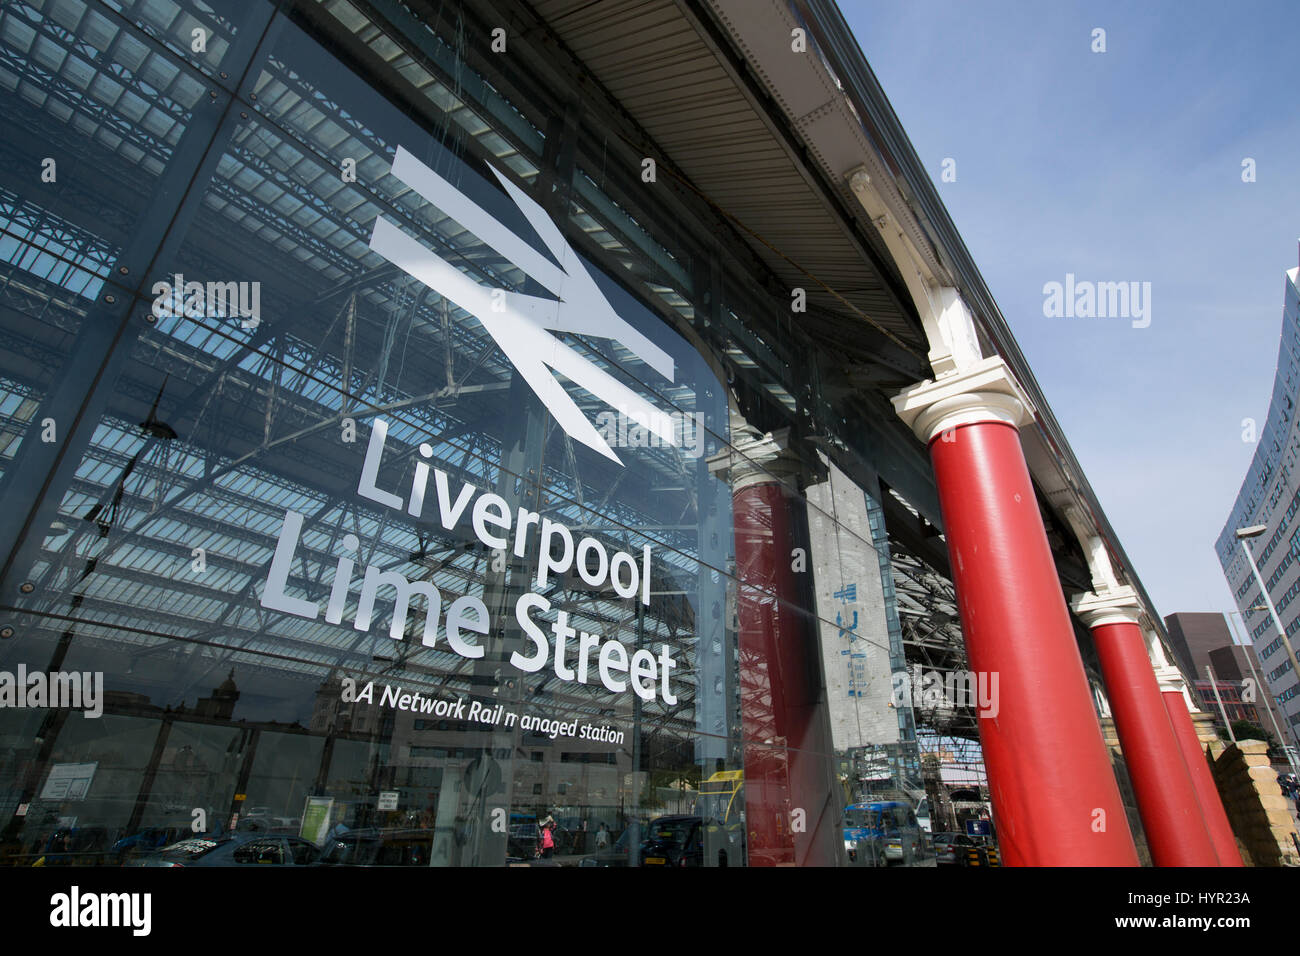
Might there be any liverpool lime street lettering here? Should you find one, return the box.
[261,418,678,704]
[514,593,677,702]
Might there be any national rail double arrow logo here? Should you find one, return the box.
[368,146,677,465]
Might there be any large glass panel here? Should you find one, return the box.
[0,0,971,870]
[0,0,218,489]
[0,5,739,868]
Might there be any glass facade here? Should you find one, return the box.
[1219,265,1300,738]
[0,0,961,867]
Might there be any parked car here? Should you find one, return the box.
[638,816,703,868]
[317,828,436,866]
[111,827,189,862]
[579,826,636,867]
[931,832,974,866]
[129,833,322,867]
[30,827,113,866]
[884,830,925,863]
[932,832,998,867]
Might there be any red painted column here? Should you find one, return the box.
[1073,590,1219,865]
[715,427,838,867]
[895,363,1139,866]
[1163,689,1244,866]
[733,480,801,866]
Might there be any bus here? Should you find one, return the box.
[843,801,923,866]
[696,770,743,827]
[695,770,744,866]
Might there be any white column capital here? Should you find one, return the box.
[892,355,1037,443]
[706,415,802,492]
[1153,663,1193,700]
[1070,585,1144,629]
[1143,625,1198,702]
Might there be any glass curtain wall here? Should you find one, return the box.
[0,0,927,867]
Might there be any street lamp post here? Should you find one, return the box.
[1234,525,1300,768]
[1224,606,1300,779]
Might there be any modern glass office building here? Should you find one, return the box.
[0,0,1209,868]
[1218,259,1300,755]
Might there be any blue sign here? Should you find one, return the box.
[965,819,991,837]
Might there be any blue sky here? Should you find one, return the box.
[844,0,1300,619]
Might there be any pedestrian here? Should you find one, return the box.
[538,819,556,860]
[595,822,609,849]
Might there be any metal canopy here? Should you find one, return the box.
[520,0,1161,632]
[528,0,928,362]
